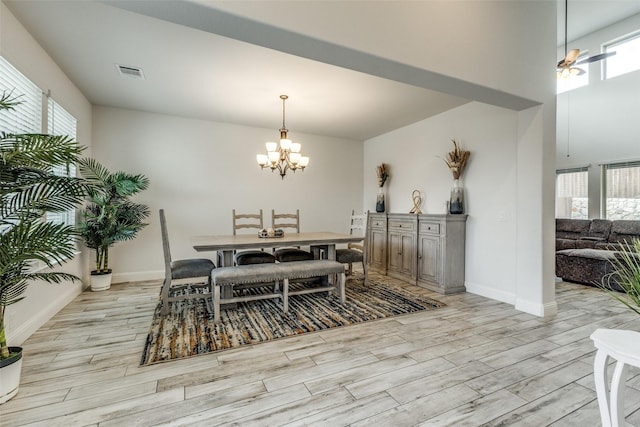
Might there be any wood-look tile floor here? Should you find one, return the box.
[3,272,640,427]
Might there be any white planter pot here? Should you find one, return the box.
[90,271,112,291]
[0,346,23,404]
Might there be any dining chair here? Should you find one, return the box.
[159,209,216,316]
[230,209,276,266]
[272,209,314,262]
[336,210,368,275]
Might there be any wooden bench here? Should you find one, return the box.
[210,260,346,323]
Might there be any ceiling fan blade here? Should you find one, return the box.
[575,51,617,65]
[558,49,580,68]
[564,49,580,65]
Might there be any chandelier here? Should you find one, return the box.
[256,95,309,179]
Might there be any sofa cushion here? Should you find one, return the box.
[609,220,640,245]
[556,218,591,240]
[556,248,617,261]
[555,248,622,291]
[576,238,603,249]
[556,238,577,250]
[588,219,612,240]
[594,241,623,251]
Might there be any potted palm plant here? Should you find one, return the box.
[0,91,89,404]
[78,158,150,291]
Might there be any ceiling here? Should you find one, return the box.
[5,0,640,141]
[559,0,640,43]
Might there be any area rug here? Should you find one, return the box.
[140,273,445,365]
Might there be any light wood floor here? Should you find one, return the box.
[3,272,640,427]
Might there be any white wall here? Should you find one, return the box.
[334,0,556,315]
[556,13,640,218]
[92,106,364,283]
[1,2,93,345]
[365,102,523,303]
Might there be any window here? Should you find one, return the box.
[604,31,640,79]
[556,167,588,219]
[0,56,42,133]
[1,56,78,228]
[46,97,78,226]
[557,53,589,94]
[603,162,640,220]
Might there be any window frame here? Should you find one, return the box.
[601,160,640,220]
[1,56,79,229]
[556,166,589,219]
[603,30,640,80]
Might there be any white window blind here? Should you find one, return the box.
[556,167,588,219]
[46,97,78,226]
[0,56,42,134]
[603,161,640,220]
[48,98,77,140]
[1,56,79,227]
[1,57,43,236]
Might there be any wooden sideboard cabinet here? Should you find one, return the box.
[417,214,467,294]
[387,214,417,282]
[367,212,467,294]
[368,213,387,274]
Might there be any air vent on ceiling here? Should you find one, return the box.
[115,64,145,79]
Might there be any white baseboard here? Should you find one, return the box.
[515,298,558,317]
[466,281,558,317]
[10,270,162,345]
[112,270,164,284]
[465,281,516,305]
[8,284,84,346]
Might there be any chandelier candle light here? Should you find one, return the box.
[257,95,309,179]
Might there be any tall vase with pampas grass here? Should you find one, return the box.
[443,140,470,214]
[376,163,389,213]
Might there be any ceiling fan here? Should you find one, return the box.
[557,0,616,78]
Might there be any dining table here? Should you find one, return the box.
[192,231,363,267]
[193,231,363,303]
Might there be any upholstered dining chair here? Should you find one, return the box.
[159,209,216,316]
[336,210,368,276]
[230,209,276,266]
[271,209,314,262]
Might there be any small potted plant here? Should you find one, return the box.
[0,91,89,403]
[78,158,150,291]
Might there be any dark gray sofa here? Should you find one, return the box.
[555,218,640,291]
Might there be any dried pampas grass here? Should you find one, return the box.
[376,163,389,187]
[443,140,470,180]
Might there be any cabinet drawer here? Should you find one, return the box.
[371,219,386,229]
[388,220,415,231]
[420,222,440,234]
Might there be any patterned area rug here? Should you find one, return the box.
[140,273,445,365]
